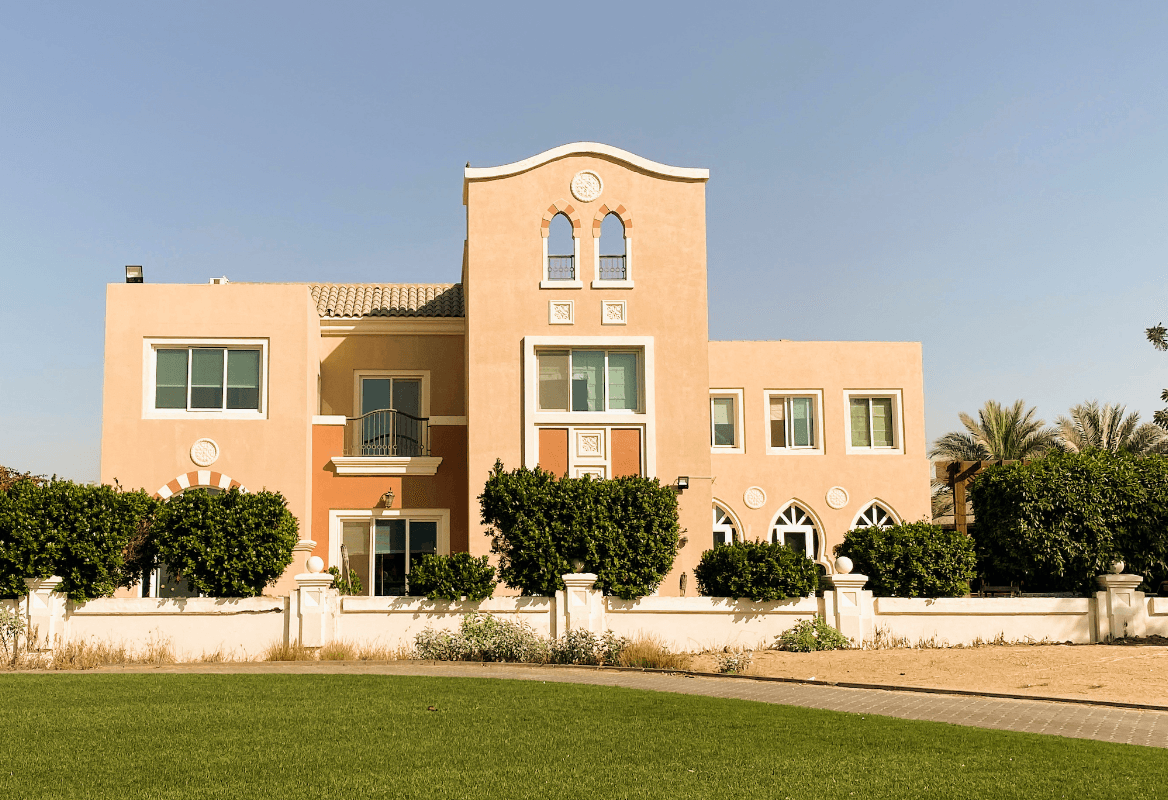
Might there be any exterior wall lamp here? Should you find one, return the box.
[381,488,395,508]
[125,265,143,283]
[676,476,689,491]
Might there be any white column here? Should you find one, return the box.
[827,558,874,646]
[293,556,337,648]
[1095,562,1146,642]
[24,577,65,652]
[558,573,605,635]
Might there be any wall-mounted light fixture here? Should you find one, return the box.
[675,476,689,492]
[125,265,143,283]
[381,488,395,508]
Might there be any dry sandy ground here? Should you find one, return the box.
[688,644,1168,706]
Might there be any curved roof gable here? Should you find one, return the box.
[464,142,709,182]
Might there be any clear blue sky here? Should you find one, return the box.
[3,2,1167,482]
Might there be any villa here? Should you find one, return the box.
[99,142,930,597]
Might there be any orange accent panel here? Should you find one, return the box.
[538,428,569,478]
[611,429,642,477]
[208,471,222,486]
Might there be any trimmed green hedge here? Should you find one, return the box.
[834,522,976,598]
[479,461,680,599]
[409,552,497,601]
[693,541,818,601]
[971,450,1168,594]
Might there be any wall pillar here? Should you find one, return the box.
[23,577,65,652]
[827,558,873,646]
[1095,568,1146,642]
[556,573,605,636]
[292,557,337,648]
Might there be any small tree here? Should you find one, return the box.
[152,488,298,597]
[834,522,975,598]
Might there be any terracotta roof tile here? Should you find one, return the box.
[309,283,463,318]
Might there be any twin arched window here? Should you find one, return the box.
[544,211,627,283]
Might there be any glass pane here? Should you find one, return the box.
[407,521,439,597]
[571,350,605,412]
[871,398,894,447]
[374,519,407,596]
[784,530,808,557]
[711,397,735,446]
[226,350,261,410]
[342,521,371,596]
[850,398,871,447]
[392,379,421,418]
[548,213,573,256]
[607,352,638,411]
[155,349,188,409]
[190,349,224,409]
[600,213,625,256]
[538,351,569,411]
[791,397,812,447]
[362,378,392,414]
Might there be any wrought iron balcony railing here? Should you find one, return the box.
[547,255,575,280]
[598,255,627,281]
[345,409,430,457]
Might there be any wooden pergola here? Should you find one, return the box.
[935,460,1027,535]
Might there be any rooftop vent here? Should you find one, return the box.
[209,276,229,285]
[125,266,143,283]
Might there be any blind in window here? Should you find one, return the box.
[538,352,569,411]
[712,397,736,446]
[156,349,188,409]
[769,396,786,448]
[850,398,871,447]
[791,397,813,447]
[190,349,224,409]
[226,350,260,410]
[871,398,893,447]
[607,352,638,411]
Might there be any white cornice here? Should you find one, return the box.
[329,456,443,476]
[320,317,465,336]
[465,143,709,182]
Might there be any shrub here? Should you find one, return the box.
[971,450,1168,594]
[152,488,298,597]
[693,541,818,601]
[548,629,628,666]
[415,613,549,663]
[327,566,363,596]
[408,552,497,601]
[714,649,752,674]
[834,521,976,598]
[479,461,680,599]
[0,479,158,601]
[774,618,850,652]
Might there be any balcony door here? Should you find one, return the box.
[359,377,422,456]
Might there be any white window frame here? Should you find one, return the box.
[709,389,745,454]
[523,336,656,478]
[541,215,583,289]
[534,349,644,414]
[844,389,904,455]
[143,338,269,420]
[712,501,741,547]
[851,500,901,529]
[353,370,431,419]
[764,390,824,455]
[591,216,634,289]
[770,501,824,565]
[328,508,452,595]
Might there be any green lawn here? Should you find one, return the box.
[0,674,1163,799]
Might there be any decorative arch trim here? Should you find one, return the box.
[154,470,247,500]
[769,498,829,568]
[592,203,633,235]
[540,201,583,238]
[465,142,710,182]
[850,498,902,528]
[711,497,744,537]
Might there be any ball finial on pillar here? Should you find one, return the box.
[306,555,324,574]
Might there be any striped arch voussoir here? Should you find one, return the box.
[592,203,632,235]
[540,200,582,238]
[154,470,247,500]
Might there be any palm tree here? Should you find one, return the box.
[929,400,1057,461]
[1054,401,1168,455]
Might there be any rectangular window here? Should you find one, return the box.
[337,518,442,597]
[768,395,819,450]
[849,395,898,449]
[537,349,641,413]
[711,397,737,447]
[153,346,263,412]
[361,377,422,418]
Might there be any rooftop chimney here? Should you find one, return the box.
[125,266,143,283]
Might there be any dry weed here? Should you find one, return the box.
[318,641,357,661]
[617,634,691,671]
[262,640,315,661]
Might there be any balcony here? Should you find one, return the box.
[547,256,575,281]
[329,409,442,476]
[598,255,627,281]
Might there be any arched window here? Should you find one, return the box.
[712,503,738,547]
[853,501,897,529]
[547,213,575,281]
[598,213,626,280]
[772,503,819,561]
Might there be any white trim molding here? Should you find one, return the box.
[592,232,634,289]
[312,415,347,426]
[328,508,451,571]
[328,456,443,476]
[465,143,710,181]
[429,416,467,426]
[320,317,465,336]
[763,389,825,456]
[540,232,584,289]
[709,388,745,455]
[843,389,906,455]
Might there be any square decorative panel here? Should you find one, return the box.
[575,429,605,458]
[549,300,574,325]
[601,300,627,325]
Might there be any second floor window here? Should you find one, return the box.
[598,213,626,281]
[547,213,575,280]
[710,395,738,448]
[155,347,261,411]
[537,349,640,412]
[850,395,896,448]
[769,395,817,449]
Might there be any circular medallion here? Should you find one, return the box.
[825,486,849,509]
[743,486,767,510]
[190,438,220,467]
[570,170,603,203]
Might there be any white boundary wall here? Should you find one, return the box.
[12,571,1166,658]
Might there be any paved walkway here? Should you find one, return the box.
[81,661,1168,748]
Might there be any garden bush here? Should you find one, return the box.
[774,618,850,652]
[0,478,158,601]
[408,552,497,601]
[151,488,298,597]
[834,521,976,598]
[971,450,1168,594]
[479,461,680,599]
[693,540,818,601]
[327,566,363,596]
[413,613,630,665]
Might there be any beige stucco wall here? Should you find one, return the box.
[99,283,318,543]
[463,153,714,587]
[706,339,931,570]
